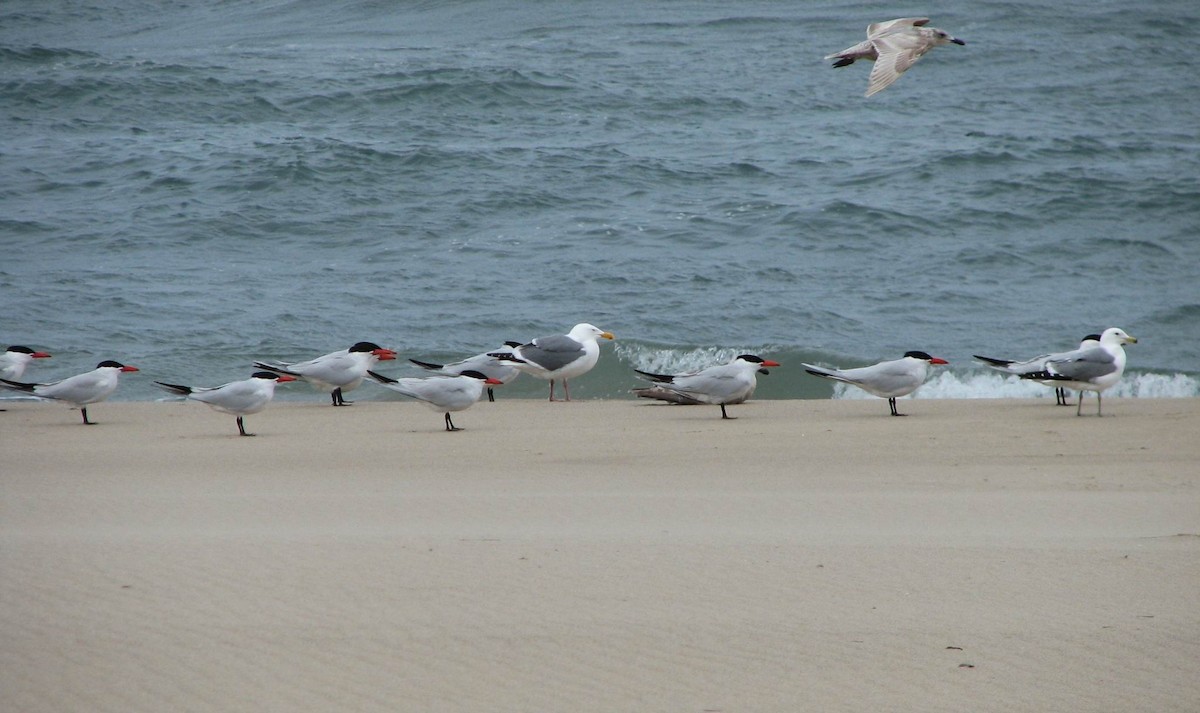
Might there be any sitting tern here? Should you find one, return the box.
[0,360,139,424]
[803,351,948,416]
[254,341,396,406]
[634,354,781,420]
[826,17,965,97]
[155,371,296,437]
[1018,327,1137,416]
[368,369,501,431]
[491,323,614,401]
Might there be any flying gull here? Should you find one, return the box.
[826,17,965,97]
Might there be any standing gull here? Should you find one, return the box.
[975,334,1101,406]
[826,17,965,97]
[1019,327,1137,416]
[409,342,522,402]
[634,354,781,420]
[254,341,397,406]
[0,360,138,425]
[155,371,296,437]
[491,323,615,401]
[368,370,501,431]
[803,351,948,416]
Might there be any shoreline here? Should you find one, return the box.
[3,398,1199,712]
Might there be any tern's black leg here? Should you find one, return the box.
[332,388,352,406]
[81,407,95,425]
[444,413,462,432]
[720,404,737,419]
[237,416,256,436]
[487,388,495,403]
[888,398,906,417]
[1055,387,1067,406]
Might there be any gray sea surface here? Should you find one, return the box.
[3,0,1198,402]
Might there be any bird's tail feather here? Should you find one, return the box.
[0,378,36,393]
[366,369,397,384]
[633,368,675,384]
[802,364,856,386]
[253,361,301,377]
[973,355,1013,368]
[154,381,193,396]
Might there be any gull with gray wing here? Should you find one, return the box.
[1018,327,1137,416]
[826,17,965,97]
[975,334,1101,406]
[491,323,614,401]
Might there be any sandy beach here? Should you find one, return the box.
[2,397,1198,712]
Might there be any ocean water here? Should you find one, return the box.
[3,0,1198,403]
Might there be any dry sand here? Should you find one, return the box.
[2,397,1199,712]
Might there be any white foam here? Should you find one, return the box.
[831,371,1200,400]
[616,343,750,375]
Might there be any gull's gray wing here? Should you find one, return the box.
[519,334,585,372]
[867,17,930,37]
[1046,347,1117,383]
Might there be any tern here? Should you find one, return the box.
[368,369,502,431]
[1018,327,1137,416]
[409,342,522,402]
[826,17,965,97]
[155,371,297,436]
[254,341,396,406]
[803,351,948,416]
[975,334,1101,405]
[1,345,52,381]
[634,354,781,420]
[0,360,139,424]
[490,323,614,401]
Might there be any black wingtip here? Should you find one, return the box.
[154,381,193,396]
[1021,370,1064,382]
[0,377,36,392]
[633,368,674,383]
[973,355,1011,367]
[253,361,301,377]
[367,369,397,384]
[409,358,443,370]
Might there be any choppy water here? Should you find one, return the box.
[3,0,1199,403]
